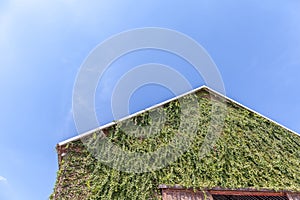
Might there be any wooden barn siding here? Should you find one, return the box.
[161,189,211,200]
[287,193,300,200]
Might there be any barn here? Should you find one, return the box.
[50,86,300,200]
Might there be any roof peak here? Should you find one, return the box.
[58,85,299,146]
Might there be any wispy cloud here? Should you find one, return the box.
[0,176,7,182]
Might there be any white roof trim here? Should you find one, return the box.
[58,85,299,146]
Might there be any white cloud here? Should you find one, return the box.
[0,176,7,182]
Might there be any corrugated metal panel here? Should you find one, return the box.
[212,195,288,200]
[160,187,294,200]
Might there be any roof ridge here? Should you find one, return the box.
[58,85,299,146]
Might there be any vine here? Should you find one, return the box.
[51,90,300,199]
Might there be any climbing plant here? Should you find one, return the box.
[51,89,300,200]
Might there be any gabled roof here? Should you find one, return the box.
[51,85,300,200]
[58,85,299,146]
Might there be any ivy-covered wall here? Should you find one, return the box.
[51,89,300,200]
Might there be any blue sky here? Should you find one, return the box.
[0,0,299,199]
